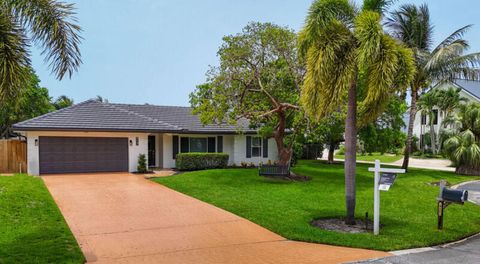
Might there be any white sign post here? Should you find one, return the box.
[368,160,405,235]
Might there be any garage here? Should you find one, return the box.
[39,137,129,174]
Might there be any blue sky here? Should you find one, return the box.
[31,0,480,106]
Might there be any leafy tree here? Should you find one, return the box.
[299,0,415,224]
[444,103,480,175]
[0,0,82,104]
[313,111,345,163]
[190,22,304,166]
[359,96,407,154]
[0,70,54,138]
[388,4,480,170]
[52,95,74,110]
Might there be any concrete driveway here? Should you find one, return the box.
[43,173,389,263]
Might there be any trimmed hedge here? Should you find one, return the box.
[176,153,229,171]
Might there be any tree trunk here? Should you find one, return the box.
[344,78,357,225]
[429,117,436,154]
[274,110,292,166]
[327,144,335,164]
[402,89,418,171]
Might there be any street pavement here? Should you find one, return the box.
[352,234,480,264]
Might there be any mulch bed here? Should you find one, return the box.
[311,217,376,233]
[263,172,311,182]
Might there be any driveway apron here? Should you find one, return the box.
[43,173,390,263]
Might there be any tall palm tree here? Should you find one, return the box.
[444,103,480,175]
[388,4,480,170]
[299,0,415,224]
[417,90,439,153]
[0,0,82,103]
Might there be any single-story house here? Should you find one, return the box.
[13,100,278,175]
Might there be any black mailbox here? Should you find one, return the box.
[441,188,468,203]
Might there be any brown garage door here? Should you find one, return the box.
[39,137,129,174]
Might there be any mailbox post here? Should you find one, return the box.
[436,180,468,229]
[368,160,405,235]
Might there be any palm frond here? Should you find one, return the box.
[387,3,433,50]
[0,11,30,102]
[301,21,356,120]
[298,0,355,58]
[6,0,82,80]
[432,25,473,54]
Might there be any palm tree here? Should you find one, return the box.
[437,87,467,119]
[417,90,439,153]
[444,103,480,175]
[388,4,480,170]
[52,95,74,110]
[0,0,82,103]
[299,0,415,224]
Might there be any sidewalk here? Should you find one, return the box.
[323,149,455,172]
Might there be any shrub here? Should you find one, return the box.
[137,154,147,173]
[176,153,229,171]
[337,145,346,155]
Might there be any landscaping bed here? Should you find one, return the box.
[153,160,480,251]
[0,174,84,263]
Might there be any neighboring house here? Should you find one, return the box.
[412,79,480,149]
[13,100,278,175]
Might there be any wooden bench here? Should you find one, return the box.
[259,164,290,177]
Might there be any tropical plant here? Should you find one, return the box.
[190,22,304,166]
[388,4,480,170]
[299,0,415,224]
[52,95,74,110]
[0,69,54,138]
[437,87,467,120]
[137,154,147,173]
[417,90,440,153]
[443,103,480,175]
[0,0,82,104]
[359,95,407,154]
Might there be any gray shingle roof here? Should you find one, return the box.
[453,79,480,100]
[13,100,254,133]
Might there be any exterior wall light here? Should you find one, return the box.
[129,139,133,146]
[35,139,38,146]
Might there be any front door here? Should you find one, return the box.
[148,135,156,167]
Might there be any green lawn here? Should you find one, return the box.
[0,175,84,263]
[153,160,480,251]
[335,152,403,163]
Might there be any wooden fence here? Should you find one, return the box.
[0,139,27,173]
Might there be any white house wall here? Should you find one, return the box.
[25,131,148,175]
[412,82,480,145]
[161,133,278,168]
[232,135,278,165]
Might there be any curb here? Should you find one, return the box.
[389,232,480,256]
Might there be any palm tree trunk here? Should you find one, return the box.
[429,117,436,154]
[402,89,418,171]
[344,78,357,225]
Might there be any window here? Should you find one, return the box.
[421,113,427,125]
[177,136,216,153]
[251,137,262,157]
[190,138,207,152]
[433,109,438,125]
